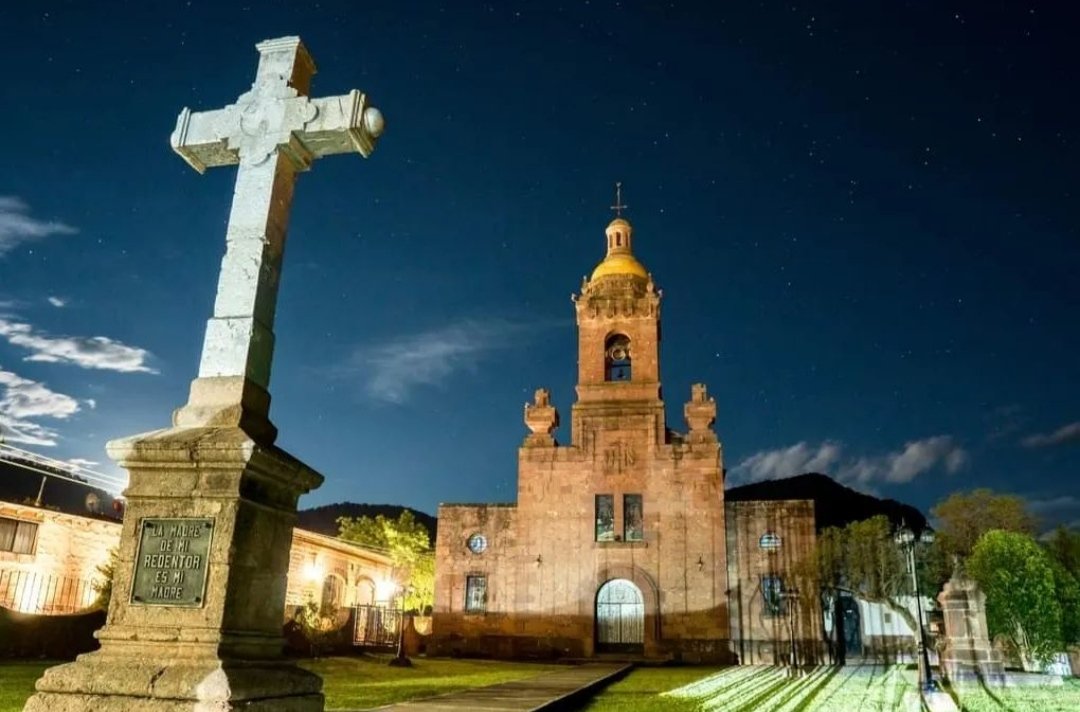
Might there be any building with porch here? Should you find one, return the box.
[431,213,821,663]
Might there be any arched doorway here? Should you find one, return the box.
[596,578,644,652]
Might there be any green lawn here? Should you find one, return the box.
[587,664,1080,712]
[5,659,1079,712]
[580,666,719,711]
[0,661,51,712]
[0,656,561,712]
[299,655,562,709]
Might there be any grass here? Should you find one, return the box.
[0,655,561,712]
[580,666,720,711]
[5,659,1080,711]
[947,676,1080,712]
[0,660,52,712]
[588,664,1080,712]
[299,655,562,709]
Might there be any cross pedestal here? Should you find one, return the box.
[937,572,1005,687]
[25,36,383,711]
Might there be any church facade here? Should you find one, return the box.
[431,215,821,663]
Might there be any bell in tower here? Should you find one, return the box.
[570,184,665,445]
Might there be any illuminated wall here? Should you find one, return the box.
[0,499,392,618]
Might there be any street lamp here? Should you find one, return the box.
[895,524,937,692]
[388,583,414,668]
[779,586,801,677]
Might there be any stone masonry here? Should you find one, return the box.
[431,214,820,663]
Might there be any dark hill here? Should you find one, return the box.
[297,502,437,541]
[725,472,929,533]
[0,457,123,521]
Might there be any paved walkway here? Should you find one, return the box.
[360,663,631,711]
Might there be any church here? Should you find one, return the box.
[431,210,822,663]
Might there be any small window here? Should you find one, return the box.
[762,575,784,617]
[605,335,632,382]
[759,532,782,551]
[595,495,615,541]
[0,517,38,555]
[883,611,893,625]
[465,575,487,613]
[624,494,643,541]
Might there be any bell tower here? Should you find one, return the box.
[570,190,665,446]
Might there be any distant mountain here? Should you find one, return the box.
[297,502,438,541]
[0,457,123,521]
[725,472,929,533]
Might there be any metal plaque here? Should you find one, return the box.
[130,517,214,607]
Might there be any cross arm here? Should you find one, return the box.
[301,89,384,159]
[170,107,238,174]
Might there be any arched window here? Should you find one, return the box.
[321,574,344,611]
[605,334,632,382]
[355,577,376,606]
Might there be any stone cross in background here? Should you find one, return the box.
[171,35,384,444]
[25,37,384,712]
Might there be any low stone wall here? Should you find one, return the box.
[0,606,105,659]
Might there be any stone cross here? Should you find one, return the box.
[170,36,384,439]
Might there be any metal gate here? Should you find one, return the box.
[596,578,644,651]
[352,604,400,648]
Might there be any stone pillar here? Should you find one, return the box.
[24,426,324,711]
[937,572,1005,687]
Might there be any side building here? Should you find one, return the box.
[1,459,393,617]
[432,214,821,663]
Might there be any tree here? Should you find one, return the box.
[967,530,1062,670]
[1049,560,1080,647]
[931,489,1036,564]
[1045,526,1080,580]
[92,548,119,610]
[338,510,434,613]
[806,515,926,659]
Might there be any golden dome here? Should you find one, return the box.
[591,253,649,280]
[590,216,648,281]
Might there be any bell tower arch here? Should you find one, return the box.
[570,207,665,446]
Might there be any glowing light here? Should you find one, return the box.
[374,577,398,602]
[302,561,324,582]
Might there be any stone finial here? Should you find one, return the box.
[684,383,717,442]
[524,387,559,446]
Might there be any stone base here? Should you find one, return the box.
[24,654,323,711]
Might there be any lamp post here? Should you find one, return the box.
[895,525,936,692]
[780,586,801,677]
[388,583,414,667]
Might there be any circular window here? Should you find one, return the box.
[467,533,488,555]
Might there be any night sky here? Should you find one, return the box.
[1,2,1076,527]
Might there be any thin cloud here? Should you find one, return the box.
[1021,421,1080,449]
[729,435,969,487]
[344,318,551,404]
[47,296,67,308]
[1028,496,1080,533]
[0,318,157,374]
[728,441,842,484]
[841,435,969,484]
[0,196,77,257]
[0,367,81,447]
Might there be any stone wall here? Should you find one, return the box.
[284,527,394,613]
[725,499,823,665]
[1,499,392,619]
[432,422,734,663]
